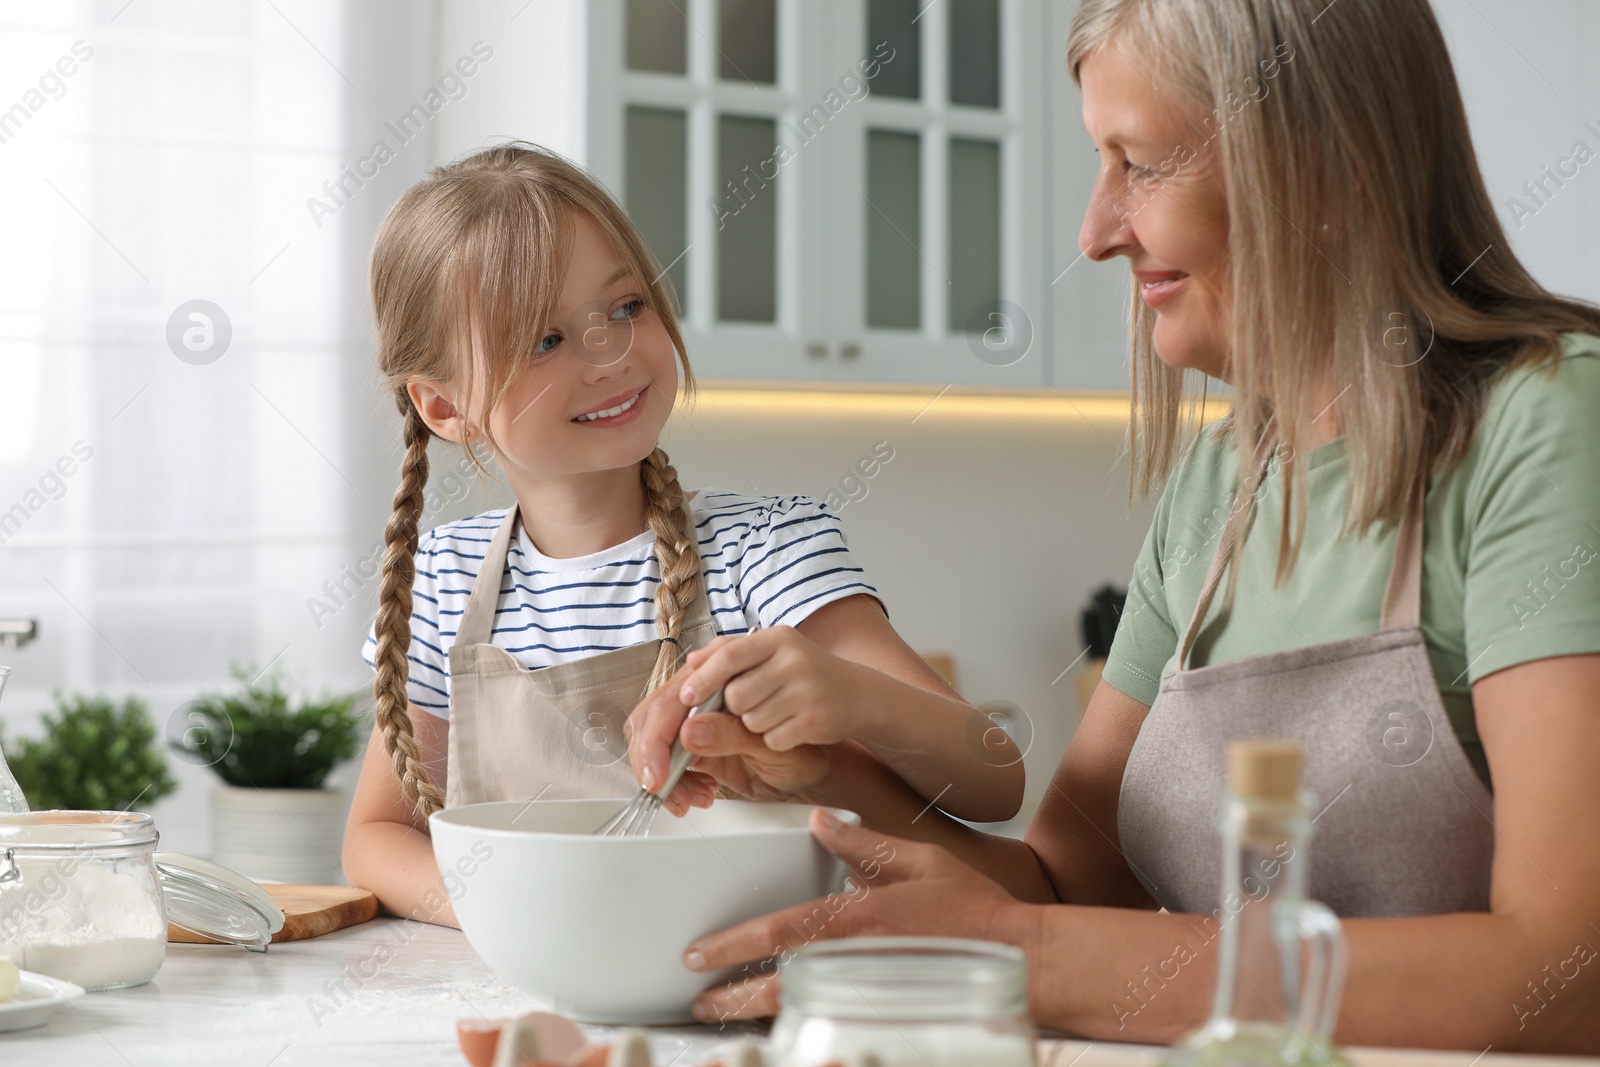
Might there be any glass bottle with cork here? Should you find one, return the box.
[1160,741,1350,1067]
[0,667,28,814]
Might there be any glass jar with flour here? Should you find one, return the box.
[0,809,285,990]
[0,810,168,990]
[768,937,1036,1067]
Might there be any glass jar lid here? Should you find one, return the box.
[0,810,159,852]
[155,851,285,952]
[779,937,1028,1022]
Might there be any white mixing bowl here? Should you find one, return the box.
[430,798,857,1024]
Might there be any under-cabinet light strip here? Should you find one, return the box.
[682,388,1231,424]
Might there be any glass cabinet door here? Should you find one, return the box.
[585,0,1048,385]
[588,0,825,380]
[824,0,1048,386]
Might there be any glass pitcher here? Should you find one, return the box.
[0,667,29,814]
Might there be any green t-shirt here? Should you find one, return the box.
[1102,331,1600,789]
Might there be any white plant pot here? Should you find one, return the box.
[209,785,349,885]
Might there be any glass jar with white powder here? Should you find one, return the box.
[768,937,1037,1067]
[0,810,168,990]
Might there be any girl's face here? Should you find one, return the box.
[1077,43,1232,380]
[420,213,680,483]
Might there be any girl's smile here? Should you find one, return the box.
[572,387,646,425]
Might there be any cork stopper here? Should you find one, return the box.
[1227,741,1301,801]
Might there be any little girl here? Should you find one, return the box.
[342,144,1023,925]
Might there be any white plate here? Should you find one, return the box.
[0,971,87,1032]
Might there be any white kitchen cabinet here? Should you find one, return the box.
[432,0,1129,390]
[1042,0,1131,391]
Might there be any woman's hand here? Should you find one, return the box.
[665,708,833,803]
[681,808,1023,1023]
[627,629,874,803]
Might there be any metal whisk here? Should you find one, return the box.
[593,688,725,837]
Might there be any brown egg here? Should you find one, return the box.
[455,1013,603,1067]
[456,1017,507,1067]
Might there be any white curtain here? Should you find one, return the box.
[0,0,436,852]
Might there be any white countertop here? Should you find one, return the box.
[0,917,762,1066]
[3,918,1594,1067]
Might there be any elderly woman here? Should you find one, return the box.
[626,0,1600,1050]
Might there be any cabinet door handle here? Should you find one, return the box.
[806,342,828,359]
[840,343,861,359]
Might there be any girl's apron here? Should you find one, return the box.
[444,505,719,807]
[1117,434,1495,917]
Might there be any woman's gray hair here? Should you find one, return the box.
[1067,0,1600,584]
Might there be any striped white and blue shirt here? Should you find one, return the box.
[361,489,880,717]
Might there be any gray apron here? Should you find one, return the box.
[1118,434,1495,917]
[444,505,719,807]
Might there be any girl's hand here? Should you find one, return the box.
[627,629,877,798]
[683,628,875,750]
[681,808,1022,1023]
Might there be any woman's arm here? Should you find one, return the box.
[672,705,1057,902]
[811,673,1158,903]
[1003,652,1600,1047]
[644,645,1155,901]
[1317,650,1600,1050]
[1025,677,1158,908]
[806,741,1054,901]
[631,593,1026,823]
[687,654,1600,1053]
[341,705,459,928]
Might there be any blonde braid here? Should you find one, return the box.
[640,447,701,695]
[372,398,446,820]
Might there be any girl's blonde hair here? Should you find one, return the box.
[1067,0,1600,583]
[368,143,699,819]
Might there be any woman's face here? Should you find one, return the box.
[1078,43,1232,379]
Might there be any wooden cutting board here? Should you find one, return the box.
[168,883,379,945]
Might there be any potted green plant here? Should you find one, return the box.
[170,665,361,885]
[2,692,178,812]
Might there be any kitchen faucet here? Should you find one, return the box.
[0,619,38,650]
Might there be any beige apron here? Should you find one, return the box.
[1118,433,1495,918]
[444,505,719,807]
